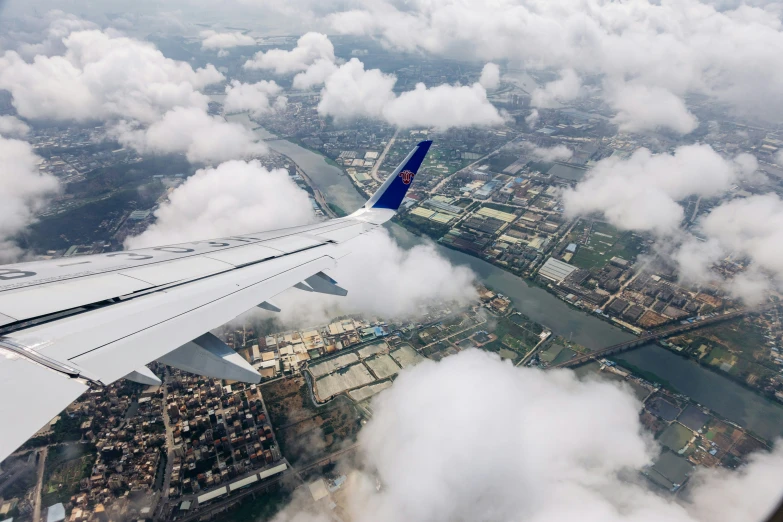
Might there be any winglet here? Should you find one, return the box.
[365,140,432,210]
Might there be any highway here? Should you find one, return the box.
[549,306,774,369]
[370,128,399,182]
[32,447,47,522]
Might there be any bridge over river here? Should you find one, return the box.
[550,305,776,369]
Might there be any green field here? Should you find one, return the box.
[485,316,544,358]
[570,222,644,269]
[42,445,95,506]
[488,152,519,172]
[678,318,778,385]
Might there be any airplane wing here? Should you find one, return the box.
[0,140,432,461]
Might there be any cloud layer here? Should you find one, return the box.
[247,34,505,129]
[327,0,783,131]
[224,80,287,118]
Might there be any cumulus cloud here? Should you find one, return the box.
[113,107,267,164]
[0,137,59,261]
[267,229,478,325]
[479,62,500,90]
[318,59,505,129]
[244,32,335,73]
[531,68,581,108]
[382,82,506,129]
[270,350,783,522]
[317,58,397,121]
[609,82,698,135]
[7,11,98,59]
[0,116,31,138]
[0,29,223,124]
[562,145,748,235]
[292,59,339,90]
[200,30,255,50]
[224,80,287,117]
[525,143,572,162]
[125,160,315,249]
[688,194,783,292]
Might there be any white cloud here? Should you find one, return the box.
[317,59,504,129]
[125,160,315,249]
[199,30,255,50]
[244,32,335,73]
[0,116,31,138]
[531,68,581,108]
[562,145,747,235]
[327,0,783,129]
[479,62,500,90]
[292,58,339,90]
[0,137,59,262]
[9,11,99,59]
[609,82,698,135]
[382,82,506,130]
[267,229,478,325]
[0,29,223,124]
[270,349,783,522]
[113,107,267,164]
[224,80,287,117]
[695,194,783,287]
[525,143,572,162]
[317,58,397,121]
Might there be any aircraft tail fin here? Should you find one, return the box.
[364,140,432,211]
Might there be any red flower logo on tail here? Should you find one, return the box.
[399,170,415,185]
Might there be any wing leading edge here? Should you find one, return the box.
[0,140,432,462]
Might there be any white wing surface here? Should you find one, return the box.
[0,140,433,461]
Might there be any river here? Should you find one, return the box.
[224,111,783,441]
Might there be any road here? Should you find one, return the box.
[296,166,337,218]
[370,129,399,182]
[429,134,519,194]
[516,331,552,367]
[550,306,774,369]
[32,447,47,522]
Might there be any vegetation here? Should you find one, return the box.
[42,444,95,506]
[569,222,644,269]
[395,214,450,241]
[487,152,519,172]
